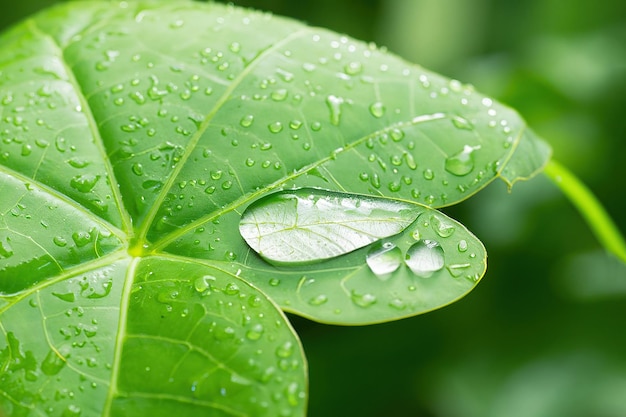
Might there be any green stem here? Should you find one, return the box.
[543,159,626,263]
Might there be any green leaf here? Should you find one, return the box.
[0,1,550,415]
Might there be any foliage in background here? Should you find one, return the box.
[1,1,625,417]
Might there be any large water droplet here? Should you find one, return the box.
[366,242,402,277]
[445,145,479,176]
[405,240,445,278]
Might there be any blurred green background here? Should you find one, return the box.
[3,1,625,416]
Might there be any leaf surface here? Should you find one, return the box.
[0,1,550,416]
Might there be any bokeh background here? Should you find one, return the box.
[3,1,625,416]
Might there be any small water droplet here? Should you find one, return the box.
[269,278,281,287]
[423,169,434,180]
[445,145,479,177]
[271,89,288,101]
[325,95,344,126]
[351,291,377,308]
[447,263,472,277]
[0,239,13,258]
[308,294,328,306]
[405,240,445,278]
[240,114,254,127]
[70,174,100,193]
[268,121,283,133]
[366,242,402,276]
[194,275,215,293]
[344,61,363,75]
[390,128,404,141]
[458,239,468,252]
[451,116,474,130]
[430,215,455,238]
[369,101,385,118]
[41,345,71,375]
[404,152,417,170]
[289,119,302,130]
[72,231,91,247]
[131,163,144,176]
[229,41,241,53]
[276,341,294,358]
[276,68,294,82]
[246,324,264,341]
[388,298,407,310]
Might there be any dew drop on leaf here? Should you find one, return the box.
[41,345,70,376]
[239,188,420,264]
[447,263,472,277]
[450,115,474,130]
[369,101,385,118]
[405,240,445,278]
[268,121,283,133]
[240,114,254,127]
[430,215,455,238]
[366,241,402,277]
[0,239,13,258]
[444,145,479,177]
[307,294,328,306]
[351,291,377,308]
[325,94,344,126]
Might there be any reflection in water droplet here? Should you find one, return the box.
[445,145,479,176]
[366,242,402,276]
[405,240,445,278]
